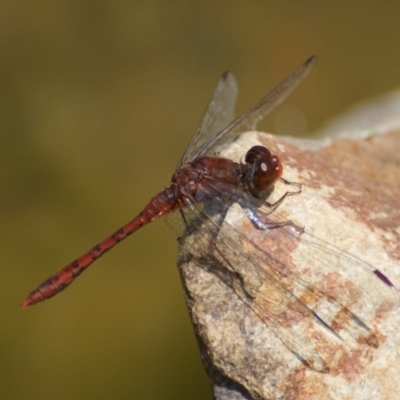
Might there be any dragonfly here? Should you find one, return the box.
[21,56,398,372]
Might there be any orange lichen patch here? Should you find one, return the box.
[330,347,373,382]
[357,331,379,348]
[285,366,327,399]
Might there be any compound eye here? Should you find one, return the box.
[245,146,283,191]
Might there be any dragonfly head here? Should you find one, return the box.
[244,145,283,198]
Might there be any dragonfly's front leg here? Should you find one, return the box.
[262,178,302,210]
[242,205,304,233]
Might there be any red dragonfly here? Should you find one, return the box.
[21,56,398,372]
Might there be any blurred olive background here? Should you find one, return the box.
[2,2,400,399]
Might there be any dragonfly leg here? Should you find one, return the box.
[242,206,304,233]
[262,178,302,210]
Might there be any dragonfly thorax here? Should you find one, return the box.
[171,155,245,201]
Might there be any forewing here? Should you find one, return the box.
[178,72,238,167]
[189,56,317,161]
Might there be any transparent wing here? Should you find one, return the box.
[178,176,398,371]
[184,56,317,164]
[178,72,238,168]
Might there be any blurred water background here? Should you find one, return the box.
[3,2,400,399]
